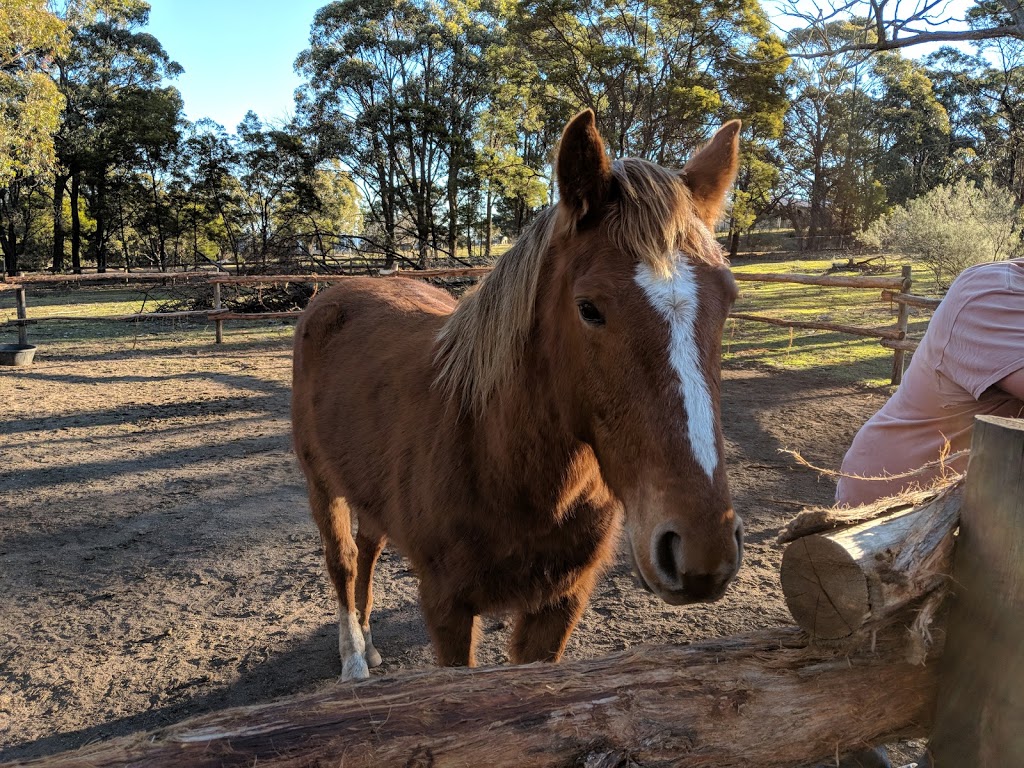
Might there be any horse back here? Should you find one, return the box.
[292,277,455,518]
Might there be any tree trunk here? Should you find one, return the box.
[52,173,68,272]
[447,155,459,262]
[485,183,493,259]
[2,219,18,276]
[147,166,167,271]
[13,627,937,768]
[70,172,82,274]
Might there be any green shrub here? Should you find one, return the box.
[862,179,1022,288]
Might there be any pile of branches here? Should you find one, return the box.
[824,255,889,275]
[151,282,316,316]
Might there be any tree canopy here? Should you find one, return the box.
[4,0,1024,277]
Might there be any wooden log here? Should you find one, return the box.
[881,291,942,310]
[880,338,919,352]
[207,310,301,320]
[732,271,906,289]
[4,627,938,768]
[929,416,1024,766]
[0,282,23,291]
[728,312,906,340]
[781,482,962,641]
[206,267,493,285]
[1,271,207,285]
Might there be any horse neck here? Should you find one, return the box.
[474,375,602,517]
[471,271,604,514]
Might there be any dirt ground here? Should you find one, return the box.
[0,326,917,765]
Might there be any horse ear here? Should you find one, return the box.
[557,109,612,223]
[682,120,741,227]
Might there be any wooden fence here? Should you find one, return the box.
[1,265,940,384]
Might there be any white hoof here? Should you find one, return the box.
[338,610,368,680]
[341,653,370,681]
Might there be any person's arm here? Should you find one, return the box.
[996,367,1024,401]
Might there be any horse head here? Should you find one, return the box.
[549,109,742,605]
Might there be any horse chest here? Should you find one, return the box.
[456,503,619,612]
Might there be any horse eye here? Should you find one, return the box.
[577,300,605,326]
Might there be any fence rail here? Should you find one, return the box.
[2,265,941,383]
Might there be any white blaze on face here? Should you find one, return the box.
[634,260,719,480]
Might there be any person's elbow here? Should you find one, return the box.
[997,367,1024,402]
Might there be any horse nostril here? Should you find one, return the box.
[654,530,682,582]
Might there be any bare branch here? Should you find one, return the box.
[787,25,1024,58]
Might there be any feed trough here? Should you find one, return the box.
[0,343,37,366]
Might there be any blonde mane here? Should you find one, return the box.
[434,157,728,413]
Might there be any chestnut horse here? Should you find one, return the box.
[292,110,742,681]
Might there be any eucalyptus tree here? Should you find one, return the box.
[776,0,1024,56]
[54,0,183,272]
[0,0,66,189]
[967,26,1024,204]
[924,48,994,183]
[298,0,498,268]
[869,53,951,207]
[0,0,67,274]
[785,22,882,243]
[179,119,244,263]
[511,0,788,163]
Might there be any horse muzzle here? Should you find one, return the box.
[629,515,743,606]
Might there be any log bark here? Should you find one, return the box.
[879,338,919,352]
[728,312,905,340]
[207,267,494,284]
[781,483,962,641]
[1,272,205,284]
[929,416,1024,766]
[3,310,213,324]
[208,311,301,320]
[880,291,942,310]
[5,628,937,768]
[732,272,905,289]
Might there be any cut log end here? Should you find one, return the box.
[781,535,869,640]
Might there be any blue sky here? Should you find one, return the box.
[146,0,326,131]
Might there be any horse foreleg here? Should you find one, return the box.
[354,528,386,668]
[310,485,368,682]
[510,577,595,664]
[419,586,479,668]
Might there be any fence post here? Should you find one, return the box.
[890,264,912,385]
[213,281,223,344]
[16,286,28,347]
[927,415,1024,766]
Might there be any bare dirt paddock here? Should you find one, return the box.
[0,325,898,764]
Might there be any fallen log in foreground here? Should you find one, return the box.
[7,628,936,768]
